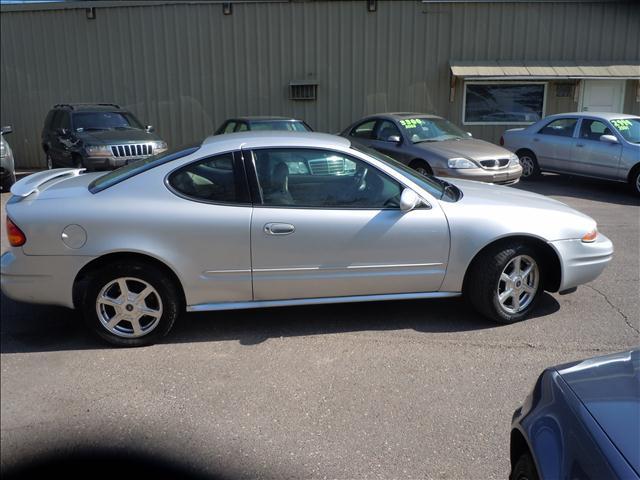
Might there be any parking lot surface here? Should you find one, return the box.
[1,174,638,479]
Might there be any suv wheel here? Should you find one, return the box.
[72,154,84,169]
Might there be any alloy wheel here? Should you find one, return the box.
[497,255,539,314]
[520,156,534,177]
[96,277,163,338]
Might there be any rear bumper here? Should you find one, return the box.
[550,233,614,292]
[433,164,522,184]
[1,249,92,308]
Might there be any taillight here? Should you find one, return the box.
[499,136,504,146]
[6,217,26,247]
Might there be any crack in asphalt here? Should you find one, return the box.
[585,284,640,336]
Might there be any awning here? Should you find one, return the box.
[450,61,640,80]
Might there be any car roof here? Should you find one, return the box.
[229,116,304,122]
[52,103,126,113]
[358,112,443,122]
[201,131,350,151]
[544,112,639,120]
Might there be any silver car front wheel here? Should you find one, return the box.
[96,277,163,338]
[497,255,539,315]
[518,151,539,179]
[465,242,542,324]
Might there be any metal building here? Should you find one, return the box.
[1,0,639,168]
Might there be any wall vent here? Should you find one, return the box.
[289,81,318,101]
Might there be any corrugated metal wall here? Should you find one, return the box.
[1,1,639,168]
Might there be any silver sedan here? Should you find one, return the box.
[2,132,613,346]
[501,112,640,195]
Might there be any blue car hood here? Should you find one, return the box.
[557,350,640,475]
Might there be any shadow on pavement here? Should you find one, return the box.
[1,292,560,353]
[514,173,639,206]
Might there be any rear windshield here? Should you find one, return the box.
[89,144,200,193]
[250,121,311,132]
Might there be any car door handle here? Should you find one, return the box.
[264,223,295,235]
[576,144,584,147]
[533,138,540,142]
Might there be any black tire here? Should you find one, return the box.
[629,167,640,197]
[81,261,181,347]
[1,171,16,192]
[511,452,539,480]
[465,242,542,324]
[410,159,432,176]
[45,152,53,170]
[72,154,84,169]
[517,150,540,180]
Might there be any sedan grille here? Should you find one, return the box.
[480,158,510,169]
[308,157,347,175]
[110,144,153,158]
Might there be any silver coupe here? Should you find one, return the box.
[501,112,640,195]
[2,132,613,346]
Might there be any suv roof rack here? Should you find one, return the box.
[53,103,121,110]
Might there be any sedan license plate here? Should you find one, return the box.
[493,173,508,182]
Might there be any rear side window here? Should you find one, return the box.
[538,118,577,137]
[89,144,200,193]
[168,152,249,204]
[350,120,377,139]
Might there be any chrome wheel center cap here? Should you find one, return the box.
[514,277,523,289]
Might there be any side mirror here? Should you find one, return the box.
[466,131,473,137]
[1,125,13,135]
[600,134,618,144]
[400,188,422,212]
[387,135,401,144]
[146,125,155,133]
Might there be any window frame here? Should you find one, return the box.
[164,149,252,206]
[374,119,402,142]
[244,146,411,211]
[349,119,379,139]
[462,81,548,126]
[537,117,580,138]
[577,118,614,142]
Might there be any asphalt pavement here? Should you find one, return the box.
[1,173,638,479]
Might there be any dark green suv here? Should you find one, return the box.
[41,103,167,170]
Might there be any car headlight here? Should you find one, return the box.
[85,145,112,157]
[582,228,598,243]
[508,154,520,167]
[447,157,477,169]
[152,141,168,153]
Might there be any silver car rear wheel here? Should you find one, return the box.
[497,255,539,315]
[96,277,163,338]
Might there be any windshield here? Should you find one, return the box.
[610,118,640,143]
[73,111,143,132]
[250,121,311,132]
[89,144,200,193]
[350,144,459,201]
[398,117,468,143]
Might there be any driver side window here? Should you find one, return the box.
[376,120,401,142]
[253,148,403,209]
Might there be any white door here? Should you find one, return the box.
[580,80,625,113]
